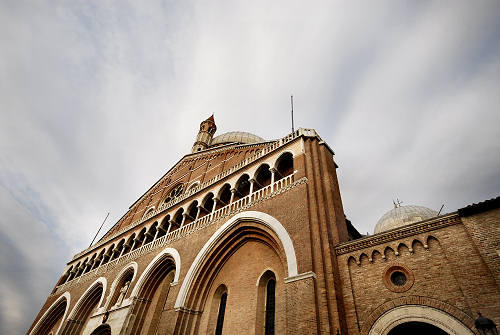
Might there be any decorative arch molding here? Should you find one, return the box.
[29,292,70,335]
[361,296,475,335]
[67,277,107,319]
[174,210,298,309]
[255,267,278,286]
[130,247,181,298]
[104,261,138,309]
[367,305,475,335]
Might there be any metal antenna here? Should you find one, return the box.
[291,95,295,133]
[437,204,444,216]
[90,212,110,247]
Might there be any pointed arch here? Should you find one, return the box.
[104,262,138,309]
[63,278,106,335]
[67,277,107,319]
[130,247,181,298]
[175,210,298,309]
[29,292,70,335]
[127,247,179,334]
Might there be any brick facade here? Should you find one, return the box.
[28,121,500,335]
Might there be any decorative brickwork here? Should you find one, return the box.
[28,120,500,335]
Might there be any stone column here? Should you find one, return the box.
[270,167,277,190]
[195,206,202,220]
[230,188,237,203]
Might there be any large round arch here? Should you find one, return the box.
[29,292,70,335]
[368,305,475,335]
[174,211,298,310]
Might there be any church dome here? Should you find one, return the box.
[374,205,438,234]
[209,131,265,147]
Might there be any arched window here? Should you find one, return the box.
[275,152,294,179]
[254,164,271,191]
[143,207,155,218]
[109,270,134,309]
[207,285,228,335]
[93,249,105,270]
[84,254,96,274]
[234,174,250,200]
[164,184,184,204]
[133,228,146,251]
[185,201,199,224]
[157,216,170,238]
[200,192,214,217]
[215,292,228,335]
[186,181,200,193]
[216,184,232,210]
[256,270,277,335]
[111,240,125,260]
[144,222,158,245]
[265,279,276,335]
[172,208,184,230]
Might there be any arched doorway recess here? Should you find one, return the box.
[368,305,475,335]
[388,321,449,335]
[90,324,111,335]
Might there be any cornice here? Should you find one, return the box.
[335,213,460,255]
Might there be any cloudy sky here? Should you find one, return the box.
[1,1,499,333]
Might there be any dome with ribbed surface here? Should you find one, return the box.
[209,131,265,147]
[374,205,438,234]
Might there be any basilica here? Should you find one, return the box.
[28,116,500,335]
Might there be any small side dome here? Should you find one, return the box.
[374,205,438,234]
[209,131,265,147]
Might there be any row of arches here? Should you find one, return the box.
[37,211,296,335]
[347,236,439,266]
[59,152,294,286]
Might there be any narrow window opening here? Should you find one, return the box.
[215,292,227,335]
[265,279,276,335]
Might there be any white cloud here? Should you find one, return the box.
[1,1,499,333]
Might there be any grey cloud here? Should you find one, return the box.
[1,1,500,333]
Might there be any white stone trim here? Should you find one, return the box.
[29,291,70,335]
[67,277,107,319]
[255,268,277,286]
[174,210,298,309]
[103,261,138,309]
[130,247,180,298]
[368,305,474,335]
[284,271,316,283]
